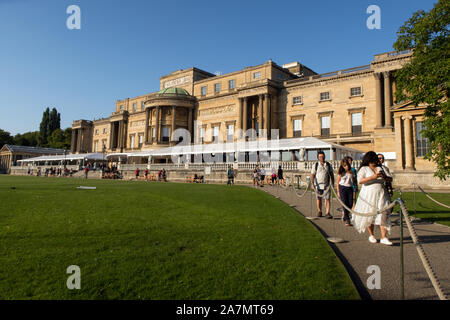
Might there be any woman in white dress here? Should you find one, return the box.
[352,151,393,246]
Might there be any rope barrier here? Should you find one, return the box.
[290,180,311,198]
[414,183,450,209]
[398,200,448,300]
[329,185,397,217]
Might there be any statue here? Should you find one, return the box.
[299,148,305,161]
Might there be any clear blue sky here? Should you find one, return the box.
[0,0,436,135]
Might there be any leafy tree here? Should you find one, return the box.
[14,131,39,147]
[48,108,61,134]
[393,0,450,180]
[38,107,50,146]
[0,129,14,149]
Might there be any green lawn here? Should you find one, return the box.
[0,175,359,300]
[392,191,450,226]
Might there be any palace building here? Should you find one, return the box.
[70,49,433,172]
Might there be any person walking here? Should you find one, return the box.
[337,159,355,226]
[84,166,89,179]
[144,168,149,181]
[310,151,334,218]
[352,151,393,245]
[277,166,284,185]
[135,168,140,180]
[260,167,266,186]
[227,166,234,186]
[378,153,393,198]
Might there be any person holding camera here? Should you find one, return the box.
[352,151,393,245]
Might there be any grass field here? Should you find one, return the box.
[391,191,450,226]
[0,175,360,300]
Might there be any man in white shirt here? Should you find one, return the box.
[311,151,335,218]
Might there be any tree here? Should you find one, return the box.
[14,131,39,147]
[48,108,61,134]
[38,107,50,146]
[0,129,14,149]
[393,0,450,180]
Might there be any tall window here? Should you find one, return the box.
[201,86,207,96]
[293,96,303,105]
[132,103,137,111]
[141,101,145,110]
[212,126,219,142]
[293,119,302,137]
[416,121,430,157]
[103,128,107,134]
[162,127,170,142]
[95,129,99,135]
[199,127,205,143]
[214,83,221,93]
[94,141,98,152]
[151,127,156,142]
[130,135,135,149]
[350,87,362,97]
[228,79,236,90]
[227,124,234,142]
[321,116,330,136]
[320,92,330,101]
[138,135,143,148]
[351,113,362,135]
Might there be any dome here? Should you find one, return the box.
[158,87,190,96]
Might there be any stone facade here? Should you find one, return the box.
[72,49,437,173]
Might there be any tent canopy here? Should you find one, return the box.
[17,153,106,163]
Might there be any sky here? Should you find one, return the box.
[0,0,437,135]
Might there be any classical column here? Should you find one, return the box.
[144,108,150,144]
[374,72,383,128]
[188,108,193,143]
[109,123,113,149]
[258,94,263,131]
[171,106,176,142]
[403,115,414,170]
[383,71,392,127]
[155,106,161,143]
[71,129,76,153]
[238,98,243,134]
[77,129,82,153]
[271,94,278,131]
[264,93,269,135]
[243,97,248,133]
[118,121,123,149]
[149,107,153,143]
[394,116,404,170]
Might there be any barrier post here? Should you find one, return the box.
[398,192,405,300]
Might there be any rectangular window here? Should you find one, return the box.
[151,127,156,142]
[162,127,170,142]
[199,127,205,143]
[350,87,362,97]
[227,124,234,142]
[253,72,261,79]
[416,121,430,157]
[95,129,99,135]
[351,113,362,135]
[214,83,221,93]
[141,101,145,110]
[293,96,303,105]
[130,135,135,149]
[94,141,98,152]
[132,103,137,111]
[201,86,207,96]
[102,140,107,151]
[293,119,302,137]
[138,135,143,147]
[321,116,330,136]
[228,79,236,89]
[103,128,107,134]
[119,105,124,110]
[320,92,330,101]
[212,126,219,142]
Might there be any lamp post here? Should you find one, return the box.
[63,149,67,177]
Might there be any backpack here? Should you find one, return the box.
[315,161,334,185]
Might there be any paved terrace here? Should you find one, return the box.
[261,185,450,300]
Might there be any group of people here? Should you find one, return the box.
[251,165,285,187]
[133,168,167,182]
[311,150,394,245]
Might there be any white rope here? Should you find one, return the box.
[312,184,331,199]
[291,180,311,198]
[414,183,450,209]
[398,201,448,300]
[330,185,397,217]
